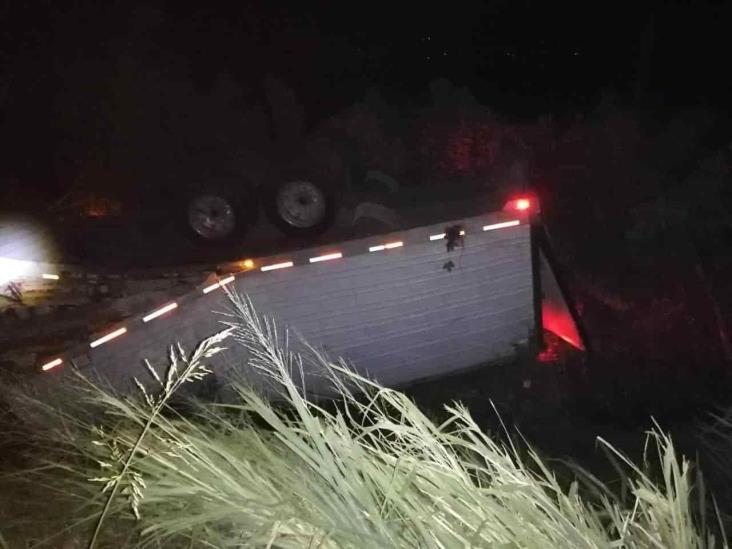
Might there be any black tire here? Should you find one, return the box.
[181,184,258,244]
[263,178,338,238]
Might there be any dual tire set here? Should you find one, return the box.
[184,178,337,244]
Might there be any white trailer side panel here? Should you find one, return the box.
[71,213,534,393]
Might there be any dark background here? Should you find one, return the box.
[2,3,731,378]
[2,1,730,187]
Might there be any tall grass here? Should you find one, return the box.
[699,405,732,527]
[1,293,724,548]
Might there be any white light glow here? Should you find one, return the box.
[41,357,63,372]
[42,273,59,280]
[0,257,33,285]
[0,217,57,284]
[369,244,385,252]
[483,220,520,231]
[309,252,342,263]
[261,261,294,271]
[90,327,127,348]
[142,302,178,322]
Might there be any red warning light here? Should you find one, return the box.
[503,195,538,214]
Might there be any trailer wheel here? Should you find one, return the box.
[264,179,337,237]
[183,187,256,243]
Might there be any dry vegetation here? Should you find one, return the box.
[0,294,726,548]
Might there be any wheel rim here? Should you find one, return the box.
[187,195,236,240]
[276,181,326,228]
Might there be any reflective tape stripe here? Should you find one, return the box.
[41,358,62,371]
[309,252,342,263]
[429,230,464,241]
[483,220,520,231]
[370,241,403,252]
[90,327,127,348]
[202,275,236,294]
[261,261,294,271]
[219,275,235,287]
[142,302,178,322]
[202,281,220,294]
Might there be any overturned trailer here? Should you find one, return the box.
[25,196,585,395]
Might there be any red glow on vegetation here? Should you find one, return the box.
[537,349,557,363]
[537,344,560,363]
[537,331,578,363]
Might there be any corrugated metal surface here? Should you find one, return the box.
[59,212,534,393]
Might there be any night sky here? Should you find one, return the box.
[1,1,730,182]
[165,1,729,116]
